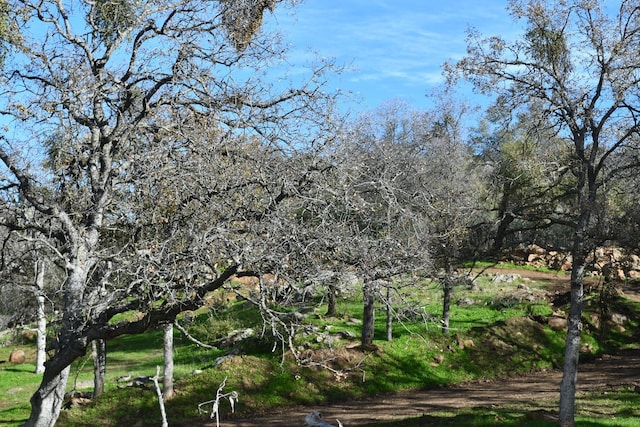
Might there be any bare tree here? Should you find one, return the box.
[0,211,61,366]
[0,0,337,425]
[419,96,487,334]
[450,1,640,424]
[288,102,437,346]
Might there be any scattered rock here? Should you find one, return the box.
[63,391,92,409]
[214,328,254,349]
[64,397,91,409]
[610,313,628,325]
[548,317,568,331]
[9,349,25,364]
[337,330,357,339]
[509,245,640,279]
[21,330,37,342]
[457,297,474,306]
[580,344,594,354]
[492,273,521,283]
[457,338,475,349]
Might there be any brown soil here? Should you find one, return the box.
[203,270,640,426]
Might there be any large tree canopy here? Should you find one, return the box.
[451,1,640,425]
[0,0,336,425]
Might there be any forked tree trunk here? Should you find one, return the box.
[35,260,47,375]
[92,339,106,397]
[361,281,376,346]
[26,261,94,427]
[162,322,175,400]
[25,365,71,427]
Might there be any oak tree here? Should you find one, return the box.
[451,1,640,424]
[0,0,335,425]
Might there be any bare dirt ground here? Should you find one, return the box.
[206,270,640,426]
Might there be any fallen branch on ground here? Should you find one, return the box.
[152,366,168,427]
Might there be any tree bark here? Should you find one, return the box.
[558,155,593,427]
[442,277,452,335]
[385,284,392,342]
[25,261,94,427]
[24,365,70,427]
[491,196,515,256]
[559,229,589,426]
[326,282,337,316]
[559,264,585,426]
[35,260,46,375]
[162,323,175,400]
[92,339,106,397]
[361,281,376,346]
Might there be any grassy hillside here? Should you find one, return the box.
[1,265,639,426]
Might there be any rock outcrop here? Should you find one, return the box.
[509,244,640,280]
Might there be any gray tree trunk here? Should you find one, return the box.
[361,281,375,346]
[559,238,589,426]
[442,278,452,335]
[24,365,70,427]
[162,323,175,400]
[559,264,585,426]
[385,285,392,342]
[92,339,106,397]
[558,157,594,427]
[35,260,46,375]
[25,259,94,427]
[326,282,337,316]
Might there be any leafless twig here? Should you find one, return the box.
[197,377,238,427]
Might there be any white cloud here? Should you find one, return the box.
[267,0,520,110]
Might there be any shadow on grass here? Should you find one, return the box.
[462,316,566,375]
[0,407,29,427]
[359,412,554,427]
[359,409,635,427]
[107,329,164,353]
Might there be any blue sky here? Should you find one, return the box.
[267,0,522,112]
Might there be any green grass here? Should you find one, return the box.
[2,269,640,426]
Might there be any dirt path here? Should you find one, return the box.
[214,349,640,426]
[205,270,640,426]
